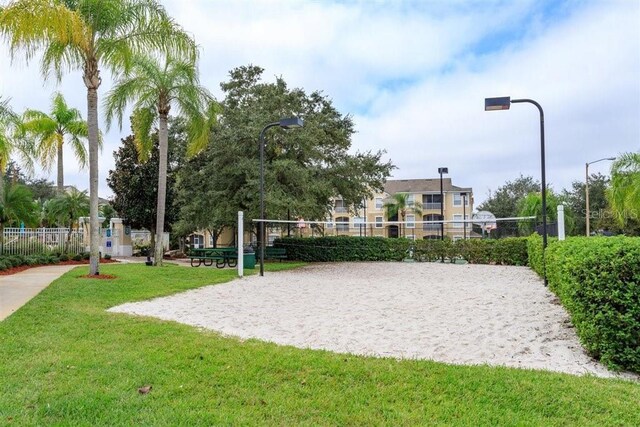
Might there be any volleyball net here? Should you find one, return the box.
[251,216,542,246]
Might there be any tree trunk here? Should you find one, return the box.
[153,112,169,266]
[87,85,101,275]
[57,138,64,193]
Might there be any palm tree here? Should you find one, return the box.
[47,188,89,245]
[22,92,89,193]
[384,193,423,238]
[0,181,37,252]
[104,55,215,266]
[0,96,34,195]
[0,0,196,274]
[517,191,575,235]
[608,152,640,227]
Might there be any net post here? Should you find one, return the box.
[238,211,244,277]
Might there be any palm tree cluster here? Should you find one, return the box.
[1,0,215,271]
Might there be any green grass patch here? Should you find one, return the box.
[0,263,638,425]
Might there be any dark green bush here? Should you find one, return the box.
[104,254,112,260]
[274,236,410,262]
[274,236,529,266]
[82,252,90,260]
[542,236,640,372]
[72,254,83,262]
[59,254,70,262]
[458,239,495,264]
[493,238,528,266]
[527,233,544,276]
[0,260,7,271]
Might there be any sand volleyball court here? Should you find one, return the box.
[109,262,637,379]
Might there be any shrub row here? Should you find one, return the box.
[0,252,91,272]
[273,236,529,266]
[539,236,640,373]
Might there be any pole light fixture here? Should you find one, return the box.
[259,117,304,277]
[585,157,615,236]
[438,167,448,241]
[485,96,547,283]
[460,192,468,240]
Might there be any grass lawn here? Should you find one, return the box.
[1,263,638,426]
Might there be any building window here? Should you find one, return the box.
[454,193,469,206]
[422,194,442,210]
[375,216,383,228]
[406,234,416,241]
[453,214,463,228]
[336,217,349,231]
[406,194,415,206]
[375,197,383,209]
[423,214,442,230]
[406,214,415,229]
[334,199,348,213]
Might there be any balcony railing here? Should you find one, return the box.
[334,206,348,213]
[422,202,441,210]
[422,224,440,230]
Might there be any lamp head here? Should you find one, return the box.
[279,117,304,129]
[485,97,511,111]
[438,167,448,174]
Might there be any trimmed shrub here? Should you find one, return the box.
[0,260,7,271]
[104,254,112,260]
[275,236,530,266]
[458,239,495,264]
[542,236,640,372]
[274,236,410,262]
[527,233,544,276]
[59,254,70,262]
[493,238,528,266]
[72,254,83,262]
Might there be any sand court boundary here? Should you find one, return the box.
[109,262,638,380]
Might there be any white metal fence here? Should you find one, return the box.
[2,227,85,256]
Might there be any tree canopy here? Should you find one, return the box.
[107,125,183,239]
[477,174,540,219]
[175,65,394,236]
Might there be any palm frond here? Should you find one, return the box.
[131,107,155,162]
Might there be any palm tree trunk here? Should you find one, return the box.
[153,112,169,266]
[87,86,101,275]
[57,139,64,193]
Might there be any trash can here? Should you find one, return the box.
[243,246,256,269]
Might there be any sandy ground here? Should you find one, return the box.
[109,262,638,380]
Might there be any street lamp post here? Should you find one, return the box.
[259,117,304,276]
[485,96,547,283]
[585,157,615,236]
[460,192,467,240]
[438,167,448,241]
[485,96,547,247]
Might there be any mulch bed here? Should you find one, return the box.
[0,259,118,276]
[79,274,117,280]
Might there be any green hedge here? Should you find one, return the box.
[527,233,545,276]
[542,237,640,372]
[274,236,529,266]
[0,253,91,272]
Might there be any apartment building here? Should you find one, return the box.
[328,178,474,240]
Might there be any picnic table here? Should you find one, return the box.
[189,247,238,268]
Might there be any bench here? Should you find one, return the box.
[264,247,287,261]
[189,247,238,268]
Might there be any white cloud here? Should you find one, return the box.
[0,0,638,209]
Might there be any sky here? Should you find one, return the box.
[0,0,639,208]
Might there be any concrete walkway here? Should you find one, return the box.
[0,265,78,321]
